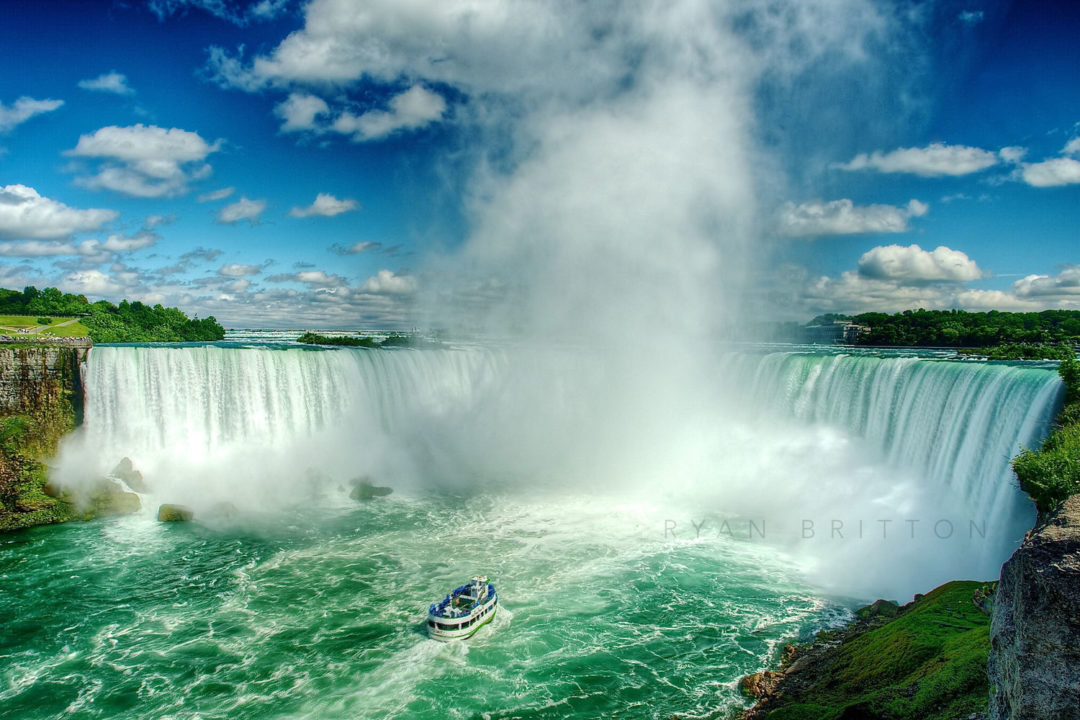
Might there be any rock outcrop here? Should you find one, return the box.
[0,344,88,531]
[989,494,1080,720]
[110,457,147,493]
[349,477,392,500]
[157,504,194,522]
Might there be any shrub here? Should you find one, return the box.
[1012,357,1080,513]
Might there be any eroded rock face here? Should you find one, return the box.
[989,494,1080,720]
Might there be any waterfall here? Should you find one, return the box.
[720,352,1062,523]
[711,351,1063,595]
[55,345,503,506]
[55,343,1064,597]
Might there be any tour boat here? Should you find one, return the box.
[427,575,498,641]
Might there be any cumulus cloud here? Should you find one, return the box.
[219,263,264,277]
[1020,157,1080,187]
[61,269,126,296]
[998,146,1026,164]
[837,142,999,176]
[1013,265,1080,299]
[801,271,959,313]
[791,252,1080,316]
[198,186,235,202]
[359,269,417,294]
[0,184,117,239]
[99,231,158,253]
[289,193,359,218]
[0,96,64,133]
[268,269,347,288]
[779,198,928,237]
[857,243,983,283]
[275,92,330,132]
[331,85,446,141]
[68,124,221,197]
[78,71,135,95]
[789,242,995,315]
[216,197,267,225]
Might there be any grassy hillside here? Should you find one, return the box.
[0,315,92,337]
[743,581,994,720]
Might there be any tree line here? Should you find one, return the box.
[807,309,1080,347]
[0,286,225,343]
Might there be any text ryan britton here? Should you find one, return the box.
[664,518,988,541]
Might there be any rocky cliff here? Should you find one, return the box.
[989,494,1080,720]
[0,342,89,530]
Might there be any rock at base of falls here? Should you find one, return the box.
[157,504,195,522]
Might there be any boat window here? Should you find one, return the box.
[428,620,435,627]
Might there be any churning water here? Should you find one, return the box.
[0,344,1064,719]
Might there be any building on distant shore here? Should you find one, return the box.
[803,321,870,345]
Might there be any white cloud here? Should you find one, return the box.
[1020,157,1080,187]
[359,269,417,295]
[837,142,999,176]
[998,146,1026,164]
[1064,138,1080,156]
[792,255,1079,316]
[779,198,927,237]
[1013,266,1080,299]
[61,269,125,296]
[0,240,81,257]
[275,92,330,132]
[801,271,957,313]
[958,10,984,25]
[219,263,263,277]
[78,71,135,95]
[0,96,64,133]
[289,193,359,218]
[0,184,117,239]
[216,197,267,225]
[857,243,983,283]
[331,85,446,141]
[99,231,157,252]
[951,289,1041,312]
[198,186,235,202]
[268,269,347,288]
[68,124,221,197]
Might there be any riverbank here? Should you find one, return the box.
[738,357,1080,719]
[739,581,995,720]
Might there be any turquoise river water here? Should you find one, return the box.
[0,342,1065,718]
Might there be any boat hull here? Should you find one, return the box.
[427,591,498,641]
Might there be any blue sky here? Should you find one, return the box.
[0,0,1077,329]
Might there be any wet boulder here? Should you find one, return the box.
[349,477,392,501]
[157,504,194,522]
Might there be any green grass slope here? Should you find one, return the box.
[750,581,993,720]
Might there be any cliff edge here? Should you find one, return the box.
[989,494,1080,720]
[0,343,88,530]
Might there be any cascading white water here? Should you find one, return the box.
[55,343,1063,598]
[708,350,1063,596]
[720,351,1061,527]
[55,345,504,507]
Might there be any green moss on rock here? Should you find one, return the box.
[741,581,993,720]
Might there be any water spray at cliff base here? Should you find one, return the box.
[52,2,1061,601]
